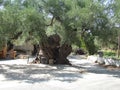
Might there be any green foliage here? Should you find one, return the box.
[0,37,7,50]
[0,0,119,55]
[104,51,116,57]
[83,34,97,55]
[0,0,3,4]
[0,1,46,45]
[103,50,120,60]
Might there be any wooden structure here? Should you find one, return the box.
[0,46,7,58]
[0,46,16,59]
[8,49,16,59]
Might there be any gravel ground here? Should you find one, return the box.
[0,55,120,90]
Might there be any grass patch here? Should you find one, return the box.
[103,50,120,60]
[104,51,116,57]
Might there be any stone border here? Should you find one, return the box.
[87,55,120,67]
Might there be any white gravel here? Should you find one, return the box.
[0,55,120,90]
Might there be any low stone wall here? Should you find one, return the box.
[87,55,98,63]
[87,55,120,67]
[104,58,120,67]
[14,43,34,51]
[14,42,34,55]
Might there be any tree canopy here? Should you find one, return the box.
[0,0,119,55]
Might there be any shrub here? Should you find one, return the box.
[103,51,116,57]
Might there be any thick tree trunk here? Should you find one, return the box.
[34,34,72,65]
[56,44,72,65]
[117,35,120,58]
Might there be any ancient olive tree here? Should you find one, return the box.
[0,0,118,64]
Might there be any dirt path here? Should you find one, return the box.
[0,56,120,90]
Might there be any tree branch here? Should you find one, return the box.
[11,31,22,39]
[46,16,55,26]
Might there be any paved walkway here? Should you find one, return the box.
[0,56,120,90]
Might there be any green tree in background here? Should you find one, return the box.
[0,0,119,63]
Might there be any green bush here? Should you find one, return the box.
[84,35,97,55]
[103,51,120,60]
[103,51,116,57]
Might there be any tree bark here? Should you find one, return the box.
[35,34,72,65]
[117,35,120,58]
[56,44,72,64]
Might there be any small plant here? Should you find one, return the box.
[104,51,116,57]
[103,50,120,60]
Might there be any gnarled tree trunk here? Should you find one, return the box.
[56,44,72,64]
[34,34,72,65]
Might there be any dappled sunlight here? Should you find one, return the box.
[0,64,84,84]
[0,57,120,85]
[0,56,120,90]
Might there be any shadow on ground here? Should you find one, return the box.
[0,56,120,84]
[0,64,83,84]
[72,61,120,78]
